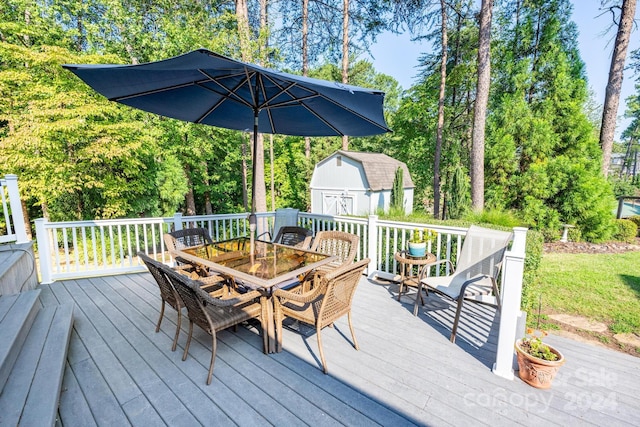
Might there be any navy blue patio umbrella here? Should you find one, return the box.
[63,48,390,232]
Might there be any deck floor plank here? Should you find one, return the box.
[50,280,146,406]
[58,361,98,427]
[89,276,278,422]
[67,277,214,426]
[35,272,640,427]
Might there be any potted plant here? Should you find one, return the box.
[407,228,437,257]
[515,300,565,389]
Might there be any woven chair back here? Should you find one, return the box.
[164,227,213,252]
[310,231,359,265]
[163,267,214,335]
[273,226,312,248]
[318,258,369,325]
[138,252,181,310]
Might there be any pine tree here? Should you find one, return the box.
[390,167,404,213]
[486,0,614,241]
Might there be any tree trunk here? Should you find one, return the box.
[341,0,349,151]
[184,164,196,216]
[434,0,448,219]
[527,6,542,104]
[252,132,268,214]
[236,0,267,214]
[203,162,213,214]
[303,0,311,159]
[41,202,49,221]
[270,134,275,210]
[241,140,249,211]
[21,199,32,240]
[470,0,493,211]
[600,0,637,177]
[236,0,251,56]
[23,9,31,47]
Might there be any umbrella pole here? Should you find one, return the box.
[249,111,259,253]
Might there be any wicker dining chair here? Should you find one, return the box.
[164,227,214,251]
[309,230,359,266]
[273,258,369,374]
[138,252,185,351]
[163,228,227,291]
[272,226,313,249]
[162,265,268,385]
[300,230,360,291]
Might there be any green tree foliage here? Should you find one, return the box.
[485,0,614,241]
[0,43,160,220]
[446,164,469,219]
[390,0,477,215]
[0,0,625,245]
[0,0,248,222]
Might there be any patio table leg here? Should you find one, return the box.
[267,297,276,353]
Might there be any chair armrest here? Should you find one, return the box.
[458,274,499,304]
[203,289,264,307]
[418,259,454,279]
[273,280,326,303]
[256,231,272,241]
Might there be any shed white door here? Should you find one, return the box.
[322,193,354,215]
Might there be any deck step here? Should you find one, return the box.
[0,303,74,427]
[0,289,41,393]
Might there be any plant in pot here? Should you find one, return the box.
[515,300,565,389]
[408,228,437,257]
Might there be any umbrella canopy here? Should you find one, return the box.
[63,49,390,231]
[63,48,391,137]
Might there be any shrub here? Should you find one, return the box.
[464,208,523,228]
[540,228,561,243]
[614,219,637,243]
[628,215,640,236]
[522,229,544,309]
[568,226,582,242]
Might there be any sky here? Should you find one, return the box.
[368,0,640,140]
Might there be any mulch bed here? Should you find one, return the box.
[543,238,640,254]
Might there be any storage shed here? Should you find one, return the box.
[310,150,414,216]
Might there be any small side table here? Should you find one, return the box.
[394,251,436,304]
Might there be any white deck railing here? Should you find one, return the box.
[33,210,527,380]
[34,211,517,284]
[0,175,29,244]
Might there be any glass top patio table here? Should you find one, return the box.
[174,237,336,289]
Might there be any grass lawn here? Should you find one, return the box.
[531,251,640,345]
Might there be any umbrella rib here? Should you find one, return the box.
[256,74,343,134]
[259,74,390,134]
[256,74,276,133]
[194,69,258,123]
[111,80,207,102]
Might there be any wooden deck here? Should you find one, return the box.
[38,272,639,426]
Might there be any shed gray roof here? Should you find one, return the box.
[333,150,414,191]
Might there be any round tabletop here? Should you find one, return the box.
[394,250,436,266]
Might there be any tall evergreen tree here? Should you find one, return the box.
[486,0,614,240]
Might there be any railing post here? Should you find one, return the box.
[35,218,53,284]
[5,174,28,243]
[367,215,378,274]
[493,226,528,380]
[173,213,183,231]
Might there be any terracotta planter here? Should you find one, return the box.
[408,242,427,257]
[515,339,565,389]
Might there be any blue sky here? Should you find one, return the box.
[368,0,640,140]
